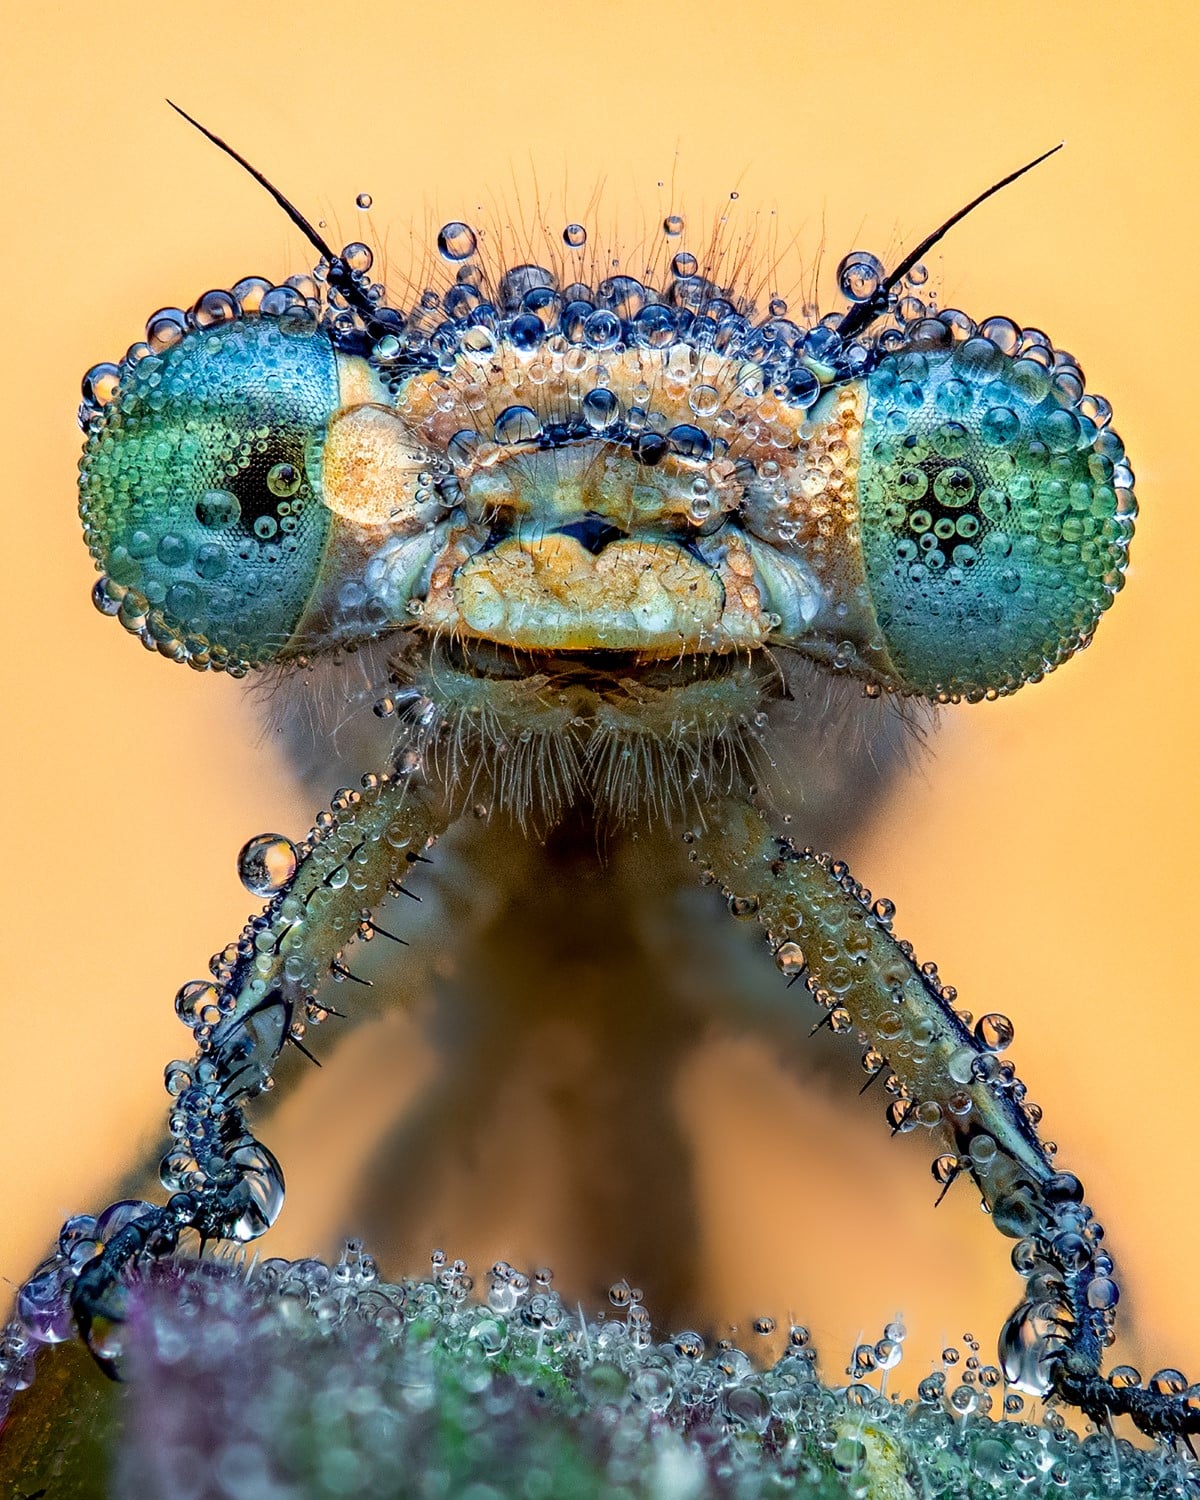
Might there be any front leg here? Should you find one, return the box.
[53,769,454,1369]
[691,795,1196,1441]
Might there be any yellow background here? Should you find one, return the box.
[2,0,1197,1395]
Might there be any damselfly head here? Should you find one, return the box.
[77,118,1134,746]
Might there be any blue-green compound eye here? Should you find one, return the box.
[79,316,338,669]
[857,336,1135,700]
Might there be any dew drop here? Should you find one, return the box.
[836,250,885,304]
[238,833,299,896]
[688,383,719,417]
[342,242,373,274]
[582,387,621,432]
[191,289,238,329]
[663,214,684,237]
[563,223,587,248]
[493,405,542,444]
[1149,1367,1187,1396]
[974,1012,1014,1052]
[267,462,302,499]
[355,192,373,210]
[175,979,222,1029]
[224,1142,286,1241]
[17,1268,74,1344]
[81,362,121,410]
[437,221,478,261]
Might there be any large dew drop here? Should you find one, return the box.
[437,221,478,262]
[836,250,885,304]
[237,833,298,897]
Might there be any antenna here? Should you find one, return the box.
[835,143,1064,343]
[167,102,397,344]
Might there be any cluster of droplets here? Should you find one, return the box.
[359,214,942,416]
[78,271,330,433]
[11,1243,1194,1497]
[856,311,1135,699]
[76,207,938,440]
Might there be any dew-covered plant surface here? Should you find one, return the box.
[2,1243,1195,1499]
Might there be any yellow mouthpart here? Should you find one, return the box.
[450,533,737,652]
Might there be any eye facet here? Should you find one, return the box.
[855,336,1135,699]
[79,316,340,669]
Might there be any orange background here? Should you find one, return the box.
[2,0,1198,1395]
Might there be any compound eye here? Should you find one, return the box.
[79,315,339,668]
[856,335,1135,699]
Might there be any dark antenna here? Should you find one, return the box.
[834,143,1064,343]
[167,101,400,346]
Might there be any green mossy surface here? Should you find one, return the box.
[3,1253,1196,1498]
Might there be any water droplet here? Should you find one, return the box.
[774,941,806,976]
[493,405,542,444]
[470,1315,508,1356]
[663,214,684,237]
[836,251,885,304]
[584,309,621,349]
[688,383,719,417]
[507,312,544,354]
[175,979,222,1029]
[974,1012,1014,1051]
[191,289,238,329]
[832,1435,866,1472]
[96,1199,157,1241]
[267,462,302,499]
[342,243,373,274]
[1086,1277,1120,1310]
[195,489,241,531]
[17,1268,73,1344]
[582,387,620,432]
[1149,1368,1187,1396]
[563,223,587,248]
[238,833,298,896]
[145,307,188,353]
[671,251,698,277]
[81,361,121,410]
[223,1142,286,1241]
[356,192,373,210]
[875,1336,903,1370]
[437,221,478,261]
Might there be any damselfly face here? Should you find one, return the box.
[78,176,1133,827]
